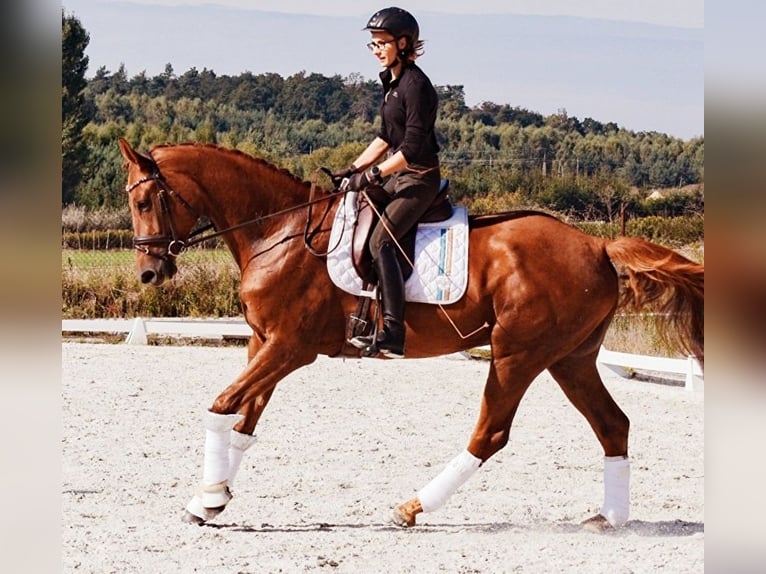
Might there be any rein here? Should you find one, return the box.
[126,167,343,260]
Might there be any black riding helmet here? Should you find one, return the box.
[364,7,420,59]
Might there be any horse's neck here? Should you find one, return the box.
[208,170,300,218]
[192,157,313,263]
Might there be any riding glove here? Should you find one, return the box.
[343,170,372,192]
[329,165,358,189]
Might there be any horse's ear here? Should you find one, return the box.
[118,137,156,172]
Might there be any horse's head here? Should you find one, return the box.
[118,138,200,285]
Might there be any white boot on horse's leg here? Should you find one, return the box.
[183,411,243,524]
[582,455,631,532]
[418,450,482,512]
[394,450,482,527]
[601,455,631,526]
[202,411,244,502]
[227,430,257,491]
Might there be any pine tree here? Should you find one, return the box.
[62,10,90,205]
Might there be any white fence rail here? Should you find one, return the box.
[596,346,703,392]
[62,317,252,344]
[62,318,703,392]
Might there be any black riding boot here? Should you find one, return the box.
[349,242,405,358]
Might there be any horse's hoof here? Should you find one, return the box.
[182,510,207,525]
[580,513,613,533]
[184,492,229,525]
[392,506,416,528]
[392,498,422,528]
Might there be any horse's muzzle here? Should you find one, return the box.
[138,257,177,285]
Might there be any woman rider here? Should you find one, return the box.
[334,7,441,359]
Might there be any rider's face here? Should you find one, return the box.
[368,32,399,68]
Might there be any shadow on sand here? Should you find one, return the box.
[201,518,703,537]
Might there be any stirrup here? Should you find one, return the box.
[353,328,404,359]
[349,334,381,358]
[348,333,375,350]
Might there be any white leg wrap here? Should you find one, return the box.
[417,450,482,513]
[227,430,257,489]
[202,411,244,485]
[600,455,631,527]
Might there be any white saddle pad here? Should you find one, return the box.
[327,192,469,304]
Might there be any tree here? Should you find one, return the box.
[67,60,703,212]
[437,85,468,121]
[62,10,90,205]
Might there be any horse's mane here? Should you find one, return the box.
[150,142,313,188]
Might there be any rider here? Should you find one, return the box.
[334,7,441,359]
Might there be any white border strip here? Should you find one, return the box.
[597,346,703,392]
[61,319,703,391]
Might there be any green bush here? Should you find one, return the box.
[575,215,704,247]
[627,215,704,246]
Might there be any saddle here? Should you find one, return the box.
[344,180,454,354]
[351,179,453,281]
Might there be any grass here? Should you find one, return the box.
[603,313,677,357]
[62,249,241,319]
[62,248,233,269]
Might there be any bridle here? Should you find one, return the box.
[125,166,344,261]
[125,172,204,260]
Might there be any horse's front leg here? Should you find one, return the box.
[182,341,313,525]
[226,387,275,490]
[224,335,277,492]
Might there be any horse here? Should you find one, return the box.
[117,138,704,531]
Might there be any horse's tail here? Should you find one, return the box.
[605,237,704,367]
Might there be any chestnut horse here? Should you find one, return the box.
[118,138,703,531]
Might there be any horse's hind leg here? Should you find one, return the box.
[547,350,631,531]
[393,355,537,527]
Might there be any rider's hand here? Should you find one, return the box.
[330,165,358,189]
[343,170,372,192]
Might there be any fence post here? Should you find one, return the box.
[685,355,699,392]
[125,317,148,345]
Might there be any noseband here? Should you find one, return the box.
[125,171,202,260]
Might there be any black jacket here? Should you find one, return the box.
[377,63,440,168]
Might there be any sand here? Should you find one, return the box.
[62,342,703,573]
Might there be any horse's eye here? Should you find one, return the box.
[136,200,151,212]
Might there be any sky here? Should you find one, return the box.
[81,0,704,29]
[62,0,704,139]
